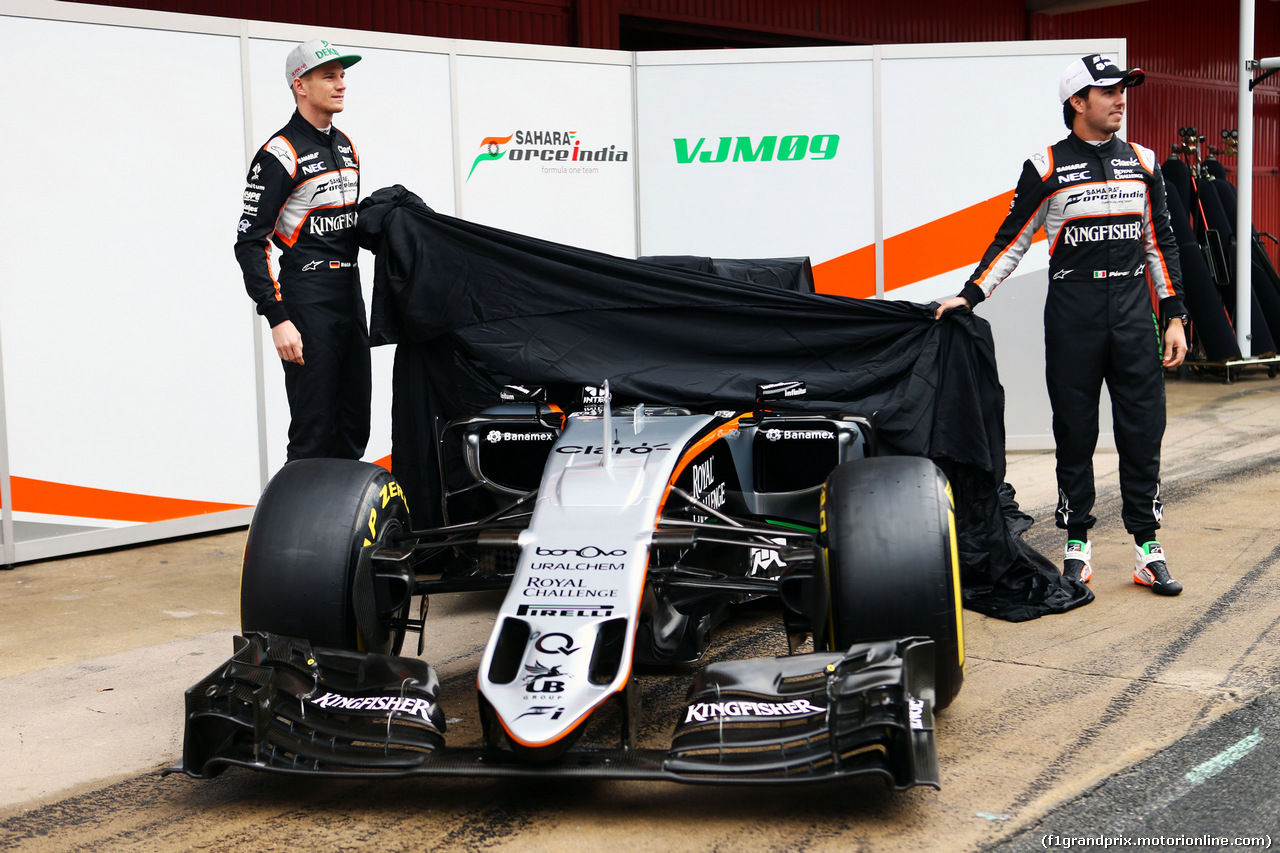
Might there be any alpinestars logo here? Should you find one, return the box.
[468,130,630,181]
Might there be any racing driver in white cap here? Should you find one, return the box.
[234,38,369,462]
[935,54,1188,596]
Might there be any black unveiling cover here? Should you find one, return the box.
[356,185,1091,622]
[637,256,816,293]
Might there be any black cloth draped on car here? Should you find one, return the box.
[355,184,1091,622]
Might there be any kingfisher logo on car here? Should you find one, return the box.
[683,698,823,723]
[307,691,438,723]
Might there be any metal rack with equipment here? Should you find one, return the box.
[1162,126,1280,383]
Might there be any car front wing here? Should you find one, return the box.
[173,633,938,790]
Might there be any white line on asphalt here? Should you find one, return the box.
[1184,728,1263,785]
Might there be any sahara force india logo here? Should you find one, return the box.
[468,130,630,181]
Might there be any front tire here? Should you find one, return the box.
[820,456,964,710]
[240,459,412,653]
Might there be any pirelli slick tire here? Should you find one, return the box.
[240,459,411,654]
[820,455,964,711]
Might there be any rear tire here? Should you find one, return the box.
[821,456,964,710]
[240,459,411,653]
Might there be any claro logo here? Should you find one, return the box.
[673,134,840,164]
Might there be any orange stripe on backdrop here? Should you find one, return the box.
[6,477,250,523]
[812,190,1047,297]
[811,244,876,298]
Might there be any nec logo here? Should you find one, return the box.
[302,162,326,175]
[1058,170,1091,183]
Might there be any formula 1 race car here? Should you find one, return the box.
[178,380,963,790]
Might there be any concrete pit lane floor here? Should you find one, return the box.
[2,371,1280,852]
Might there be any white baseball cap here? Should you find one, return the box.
[1058,54,1144,103]
[286,38,361,86]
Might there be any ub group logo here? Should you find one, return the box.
[467,130,630,181]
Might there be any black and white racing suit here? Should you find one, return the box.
[960,132,1185,536]
[234,110,370,461]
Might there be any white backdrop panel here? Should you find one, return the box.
[880,48,1124,304]
[3,17,259,504]
[879,47,1121,448]
[636,58,874,264]
[454,55,636,256]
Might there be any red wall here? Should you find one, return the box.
[613,0,1026,47]
[1030,0,1280,247]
